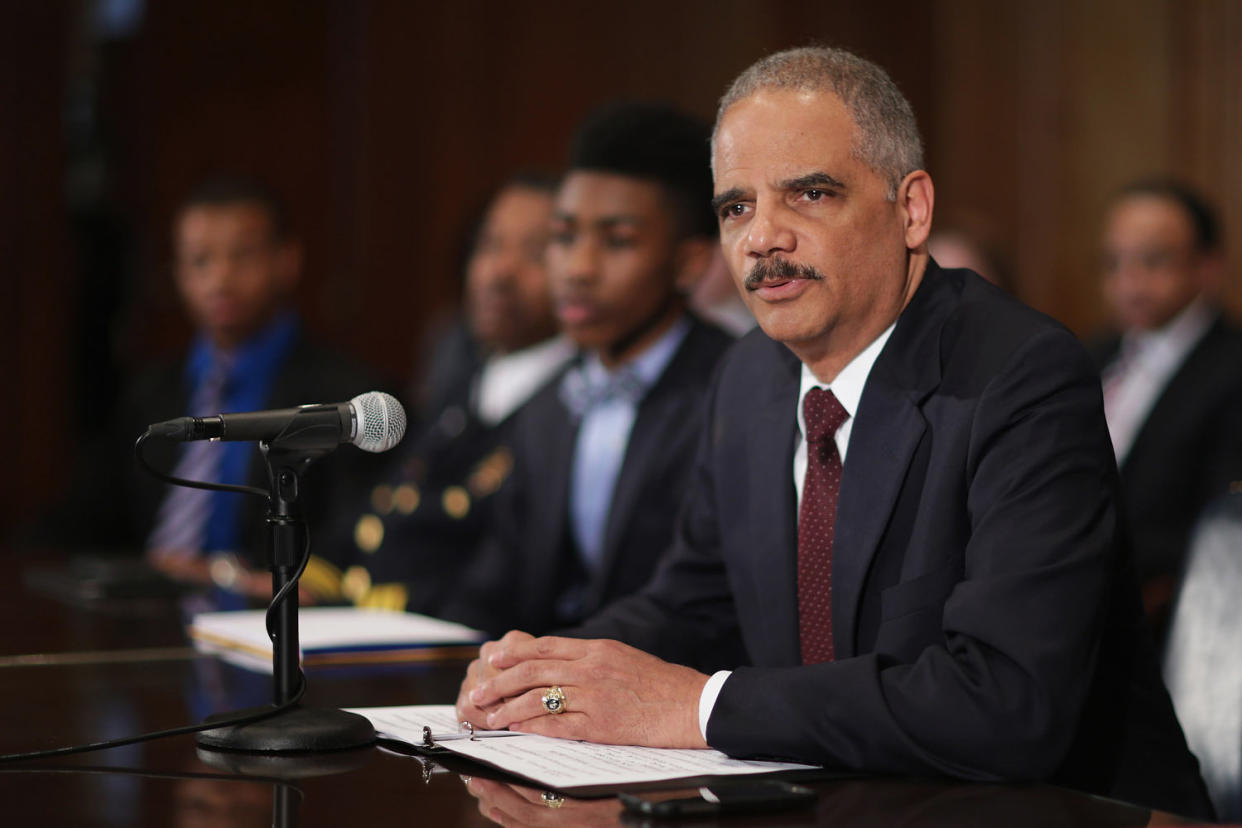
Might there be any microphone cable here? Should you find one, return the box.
[0,431,315,763]
[0,616,308,763]
[133,427,270,499]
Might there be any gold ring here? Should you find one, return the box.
[541,685,567,714]
[541,791,565,808]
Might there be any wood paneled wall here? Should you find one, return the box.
[2,4,73,534]
[4,0,1241,532]
[929,0,1242,331]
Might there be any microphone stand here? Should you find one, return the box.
[196,441,375,753]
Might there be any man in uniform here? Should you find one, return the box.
[304,174,574,611]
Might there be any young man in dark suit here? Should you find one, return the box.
[456,48,1213,819]
[436,102,734,637]
[41,176,383,596]
[1090,180,1242,636]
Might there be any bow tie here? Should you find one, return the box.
[559,363,646,420]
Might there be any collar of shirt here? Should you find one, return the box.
[474,335,577,426]
[1105,297,1215,464]
[185,310,300,413]
[796,321,897,466]
[571,314,692,410]
[1120,296,1214,378]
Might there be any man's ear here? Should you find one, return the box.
[899,170,935,251]
[672,237,716,294]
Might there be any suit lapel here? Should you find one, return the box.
[833,377,926,658]
[596,323,703,589]
[1121,316,1221,475]
[748,343,802,665]
[533,393,579,582]
[831,267,949,659]
[597,387,673,581]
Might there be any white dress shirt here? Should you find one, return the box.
[567,317,691,573]
[698,323,897,740]
[474,336,576,426]
[1102,299,1213,464]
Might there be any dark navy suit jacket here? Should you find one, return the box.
[439,315,734,638]
[574,263,1213,819]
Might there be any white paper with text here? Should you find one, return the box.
[349,704,817,789]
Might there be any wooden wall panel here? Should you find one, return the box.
[1171,0,1242,312]
[930,0,1242,334]
[4,0,1242,533]
[1062,0,1176,332]
[114,2,339,357]
[286,0,937,387]
[0,3,73,533]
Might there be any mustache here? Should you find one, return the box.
[744,259,825,290]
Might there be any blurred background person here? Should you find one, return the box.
[927,212,1013,292]
[29,175,385,598]
[305,173,575,611]
[8,4,1241,558]
[688,248,756,336]
[436,101,734,637]
[1088,179,1242,640]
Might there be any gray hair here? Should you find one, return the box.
[713,46,924,200]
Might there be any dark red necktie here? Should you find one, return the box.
[798,387,849,664]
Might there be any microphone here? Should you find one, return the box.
[147,391,406,453]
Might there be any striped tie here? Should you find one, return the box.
[147,353,235,556]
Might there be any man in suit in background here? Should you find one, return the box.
[303,174,575,610]
[456,48,1212,819]
[435,102,734,638]
[1090,180,1242,636]
[39,175,383,597]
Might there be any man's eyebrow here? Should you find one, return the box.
[779,172,847,192]
[595,215,642,229]
[710,187,746,214]
[552,212,643,229]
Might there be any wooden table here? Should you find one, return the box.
[0,550,1202,827]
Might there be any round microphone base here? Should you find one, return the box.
[195,705,376,754]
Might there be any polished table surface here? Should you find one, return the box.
[0,550,1205,827]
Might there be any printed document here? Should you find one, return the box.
[349,704,818,791]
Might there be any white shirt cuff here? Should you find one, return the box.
[698,670,732,742]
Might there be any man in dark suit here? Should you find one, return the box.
[1089,180,1242,635]
[435,103,734,637]
[303,174,575,610]
[39,176,383,596]
[455,48,1212,819]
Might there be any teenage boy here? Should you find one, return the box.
[439,102,734,636]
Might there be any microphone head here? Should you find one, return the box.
[349,391,407,453]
